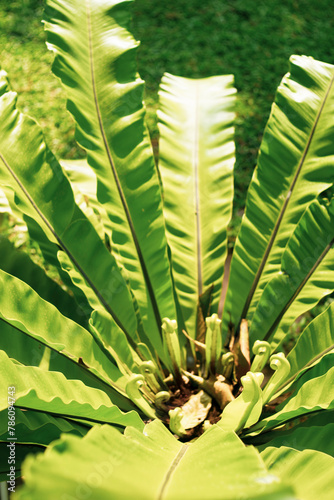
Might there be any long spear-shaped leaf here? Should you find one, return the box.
[0,75,139,345]
[249,195,334,345]
[0,350,143,427]
[0,269,131,394]
[279,301,334,389]
[0,320,131,407]
[60,159,152,344]
[247,352,334,436]
[271,255,334,350]
[21,213,93,318]
[1,181,89,314]
[0,236,87,327]
[223,55,334,339]
[44,0,177,350]
[158,73,235,337]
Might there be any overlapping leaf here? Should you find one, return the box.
[0,71,138,343]
[44,0,177,354]
[249,195,334,346]
[0,320,130,403]
[0,408,88,446]
[0,268,129,394]
[60,158,116,248]
[1,1,334,494]
[17,420,295,500]
[247,352,334,435]
[21,213,93,317]
[0,236,87,327]
[255,411,334,457]
[158,73,235,337]
[0,409,88,480]
[261,447,334,500]
[285,301,334,382]
[223,56,334,339]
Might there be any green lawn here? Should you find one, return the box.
[1,0,334,215]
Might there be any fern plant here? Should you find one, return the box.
[0,0,333,498]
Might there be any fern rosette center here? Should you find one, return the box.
[124,314,290,440]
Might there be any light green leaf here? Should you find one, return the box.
[22,214,93,319]
[0,350,143,428]
[44,0,177,354]
[0,187,10,214]
[0,75,138,344]
[255,411,334,457]
[0,409,87,480]
[158,73,235,337]
[0,443,42,481]
[0,408,88,446]
[89,309,140,376]
[0,236,87,327]
[261,447,334,500]
[60,158,112,245]
[223,56,334,339]
[60,159,100,212]
[0,269,129,395]
[248,353,334,435]
[285,301,334,383]
[17,420,295,500]
[0,320,131,408]
[56,251,152,372]
[56,250,114,322]
[57,246,148,364]
[0,409,94,479]
[271,269,334,351]
[218,372,263,432]
[179,390,212,430]
[249,196,334,345]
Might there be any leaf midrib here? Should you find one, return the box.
[157,444,189,500]
[86,0,163,335]
[241,71,334,323]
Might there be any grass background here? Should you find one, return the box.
[1,0,334,216]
